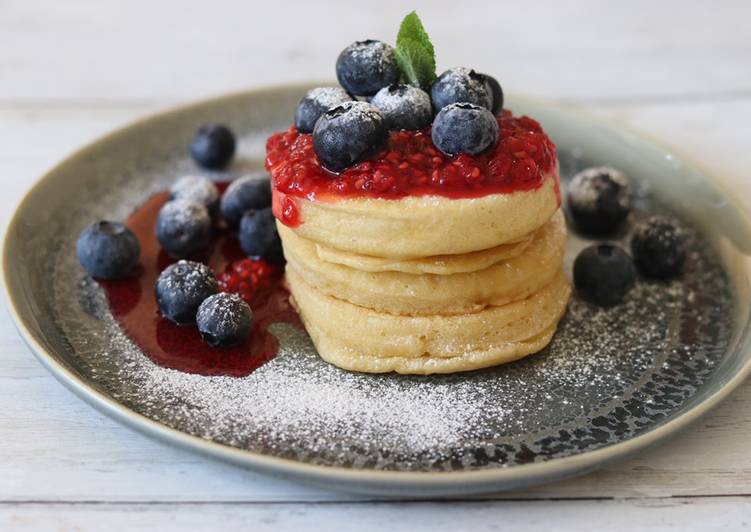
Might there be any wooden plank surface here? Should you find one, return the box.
[2,497,751,532]
[2,0,751,529]
[1,0,749,103]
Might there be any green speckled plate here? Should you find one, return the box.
[3,85,751,496]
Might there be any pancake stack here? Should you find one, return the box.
[276,171,571,375]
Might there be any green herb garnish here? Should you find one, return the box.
[395,11,436,91]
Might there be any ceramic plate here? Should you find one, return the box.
[4,85,751,496]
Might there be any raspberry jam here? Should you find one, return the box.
[97,185,300,377]
[266,110,558,226]
[218,258,277,302]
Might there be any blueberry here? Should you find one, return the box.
[567,167,632,236]
[76,221,140,280]
[196,292,252,347]
[336,40,401,97]
[156,199,211,258]
[574,244,636,307]
[371,84,432,130]
[631,216,687,278]
[295,87,353,134]
[155,260,218,324]
[431,103,499,156]
[430,68,493,113]
[220,175,272,228]
[312,101,388,172]
[189,123,236,169]
[239,207,284,264]
[170,176,219,214]
[483,74,504,114]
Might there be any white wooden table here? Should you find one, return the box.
[2,1,750,529]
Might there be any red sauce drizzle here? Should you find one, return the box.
[98,184,301,377]
[265,109,559,228]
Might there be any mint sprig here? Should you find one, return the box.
[395,11,436,91]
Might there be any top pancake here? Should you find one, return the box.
[273,167,560,259]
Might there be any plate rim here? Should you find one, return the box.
[4,83,751,495]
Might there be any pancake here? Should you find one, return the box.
[307,322,559,374]
[310,231,533,275]
[274,168,560,259]
[287,268,571,374]
[282,211,566,315]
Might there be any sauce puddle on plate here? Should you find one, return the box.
[98,183,301,377]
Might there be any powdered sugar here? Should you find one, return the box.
[324,100,384,125]
[342,40,397,75]
[158,260,216,293]
[336,40,401,97]
[56,219,733,471]
[431,67,493,111]
[43,122,736,473]
[170,175,219,208]
[304,87,352,110]
[371,84,432,130]
[196,292,250,342]
[570,167,631,210]
[157,199,210,231]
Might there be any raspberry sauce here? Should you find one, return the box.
[97,184,300,377]
[266,110,558,226]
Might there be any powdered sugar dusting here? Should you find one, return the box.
[432,67,493,110]
[570,167,631,210]
[326,100,384,125]
[170,175,219,207]
[304,87,352,109]
[343,40,396,74]
[159,198,210,227]
[42,124,736,473]
[55,216,734,471]
[196,293,250,338]
[373,85,431,113]
[157,260,217,300]
[371,84,432,130]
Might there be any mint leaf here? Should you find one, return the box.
[395,11,436,90]
[397,11,435,61]
[395,39,435,91]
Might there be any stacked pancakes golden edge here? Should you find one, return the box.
[270,147,570,375]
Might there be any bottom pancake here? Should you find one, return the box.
[286,268,571,375]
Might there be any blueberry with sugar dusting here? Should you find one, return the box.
[220,175,272,228]
[430,67,493,113]
[155,260,218,324]
[239,207,284,264]
[567,167,632,236]
[483,74,504,114]
[574,244,636,307]
[312,101,388,172]
[295,87,353,134]
[189,123,236,169]
[170,175,219,214]
[76,221,140,280]
[196,292,252,347]
[156,199,211,258]
[431,103,499,156]
[631,216,687,278]
[371,84,433,130]
[336,40,401,97]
